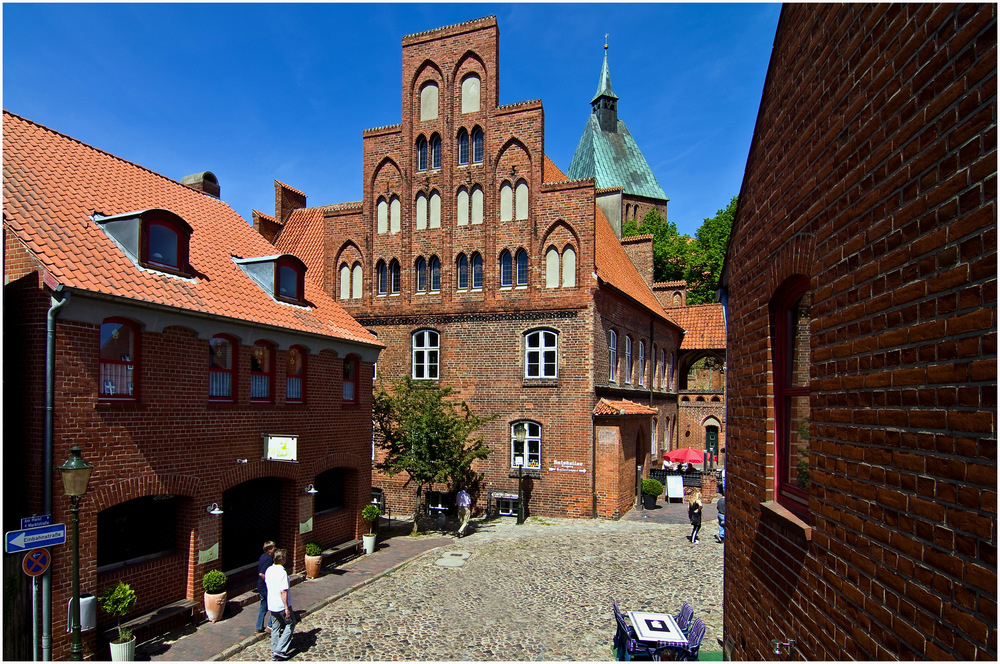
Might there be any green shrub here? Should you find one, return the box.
[304,542,323,556]
[361,503,381,534]
[641,478,664,496]
[201,569,227,594]
[97,581,137,644]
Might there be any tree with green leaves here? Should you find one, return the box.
[373,377,494,534]
[622,209,694,282]
[685,196,737,304]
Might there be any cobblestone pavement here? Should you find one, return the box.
[231,513,723,661]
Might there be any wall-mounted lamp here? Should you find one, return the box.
[770,639,796,657]
[236,458,248,464]
[206,503,224,515]
[304,484,318,494]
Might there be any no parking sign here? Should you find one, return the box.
[22,548,50,577]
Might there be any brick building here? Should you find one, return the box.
[720,4,996,660]
[258,17,691,520]
[3,112,381,659]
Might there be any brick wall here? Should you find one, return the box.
[723,4,996,660]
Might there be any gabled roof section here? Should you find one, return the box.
[567,114,669,201]
[666,303,726,351]
[594,207,677,328]
[273,206,327,278]
[594,398,658,417]
[544,155,570,183]
[2,111,378,348]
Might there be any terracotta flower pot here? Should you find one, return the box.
[304,553,323,579]
[203,591,227,623]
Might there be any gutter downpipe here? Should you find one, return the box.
[42,286,70,661]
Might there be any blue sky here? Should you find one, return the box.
[3,3,780,237]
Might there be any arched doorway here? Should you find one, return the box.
[704,417,721,463]
[221,477,281,573]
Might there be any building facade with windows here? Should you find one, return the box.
[721,4,995,660]
[2,111,381,659]
[258,17,685,520]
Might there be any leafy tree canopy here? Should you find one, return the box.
[685,196,737,304]
[373,376,494,533]
[622,209,693,282]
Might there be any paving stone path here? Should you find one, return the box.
[231,514,723,661]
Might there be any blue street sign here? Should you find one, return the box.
[21,515,52,529]
[5,524,66,553]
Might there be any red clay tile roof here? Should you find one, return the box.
[594,206,676,326]
[2,111,379,348]
[274,206,327,277]
[594,398,658,416]
[544,155,569,183]
[666,303,726,350]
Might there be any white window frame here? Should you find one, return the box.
[625,336,633,384]
[511,421,541,469]
[412,329,440,380]
[524,329,558,379]
[638,340,646,387]
[609,330,618,383]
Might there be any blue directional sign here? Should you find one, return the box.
[21,515,52,529]
[5,524,66,553]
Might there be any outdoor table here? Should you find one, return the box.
[627,611,688,659]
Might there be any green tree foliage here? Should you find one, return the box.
[622,209,694,282]
[685,196,738,304]
[373,377,494,534]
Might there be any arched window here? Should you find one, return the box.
[377,197,388,234]
[457,188,469,226]
[429,256,441,292]
[471,252,483,289]
[515,249,529,286]
[510,421,541,469]
[472,128,484,164]
[608,330,618,383]
[339,264,351,300]
[390,196,400,234]
[144,218,189,272]
[415,257,427,293]
[250,341,274,402]
[429,191,441,228]
[286,346,306,403]
[624,336,633,384]
[351,262,363,299]
[461,74,480,113]
[499,250,513,287]
[545,247,559,288]
[416,192,428,230]
[562,246,576,287]
[389,259,401,294]
[416,136,428,172]
[412,330,440,380]
[638,340,646,387]
[376,260,388,295]
[457,129,470,165]
[430,135,442,170]
[500,182,513,222]
[471,186,484,224]
[420,82,438,121]
[209,335,236,400]
[515,180,529,220]
[99,318,139,400]
[524,329,558,379]
[456,254,469,290]
[343,355,359,403]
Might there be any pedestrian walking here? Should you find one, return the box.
[265,549,295,660]
[256,541,276,633]
[688,491,703,544]
[456,487,472,537]
[715,491,726,543]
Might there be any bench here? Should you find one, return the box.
[321,539,362,567]
[99,598,198,655]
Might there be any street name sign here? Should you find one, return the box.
[21,515,52,529]
[5,524,66,553]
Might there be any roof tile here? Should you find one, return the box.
[666,303,726,350]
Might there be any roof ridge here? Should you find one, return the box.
[497,100,542,110]
[402,15,496,41]
[324,201,363,211]
[275,180,306,198]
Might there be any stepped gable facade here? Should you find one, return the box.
[3,111,381,659]
[263,16,685,520]
[721,4,996,660]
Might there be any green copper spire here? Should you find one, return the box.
[591,39,619,105]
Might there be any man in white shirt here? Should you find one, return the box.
[265,549,294,660]
[456,487,472,537]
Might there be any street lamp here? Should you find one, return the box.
[514,424,526,525]
[58,446,93,661]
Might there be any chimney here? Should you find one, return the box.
[181,171,221,199]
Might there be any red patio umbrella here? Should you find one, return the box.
[662,447,705,464]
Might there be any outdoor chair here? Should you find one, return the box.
[674,602,694,634]
[673,618,706,661]
[612,601,655,661]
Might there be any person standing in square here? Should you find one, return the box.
[265,549,294,660]
[256,541,276,633]
[456,487,472,537]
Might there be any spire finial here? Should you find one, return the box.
[604,33,609,50]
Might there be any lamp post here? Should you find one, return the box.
[514,424,526,525]
[58,446,93,661]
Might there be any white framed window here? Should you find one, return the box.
[420,82,438,121]
[638,341,646,387]
[458,130,469,165]
[457,254,469,291]
[625,336,633,384]
[525,329,558,379]
[500,250,513,288]
[472,128,484,164]
[515,249,528,287]
[511,421,541,469]
[461,74,480,113]
[429,256,441,292]
[609,330,618,383]
[472,252,483,289]
[415,257,427,293]
[412,329,440,380]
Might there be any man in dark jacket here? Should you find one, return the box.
[256,541,276,632]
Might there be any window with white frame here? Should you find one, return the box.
[471,252,483,289]
[429,256,441,292]
[638,340,646,387]
[412,329,440,380]
[472,128,484,164]
[389,259,401,294]
[608,330,618,383]
[511,421,541,469]
[456,254,469,291]
[100,319,138,400]
[499,250,513,288]
[515,249,528,286]
[625,336,633,384]
[458,130,470,165]
[430,135,441,170]
[525,329,558,379]
[415,257,427,293]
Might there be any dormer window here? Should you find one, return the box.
[146,220,183,270]
[276,259,305,303]
[95,208,192,276]
[233,254,308,305]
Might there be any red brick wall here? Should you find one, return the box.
[723,4,996,660]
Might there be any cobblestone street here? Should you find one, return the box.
[231,512,723,661]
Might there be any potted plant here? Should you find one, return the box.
[98,581,137,661]
[304,541,323,579]
[361,504,381,554]
[201,569,227,623]
[641,478,664,509]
